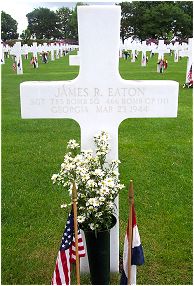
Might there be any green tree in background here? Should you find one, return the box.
[119,1,193,42]
[172,1,193,40]
[26,7,61,39]
[23,2,192,42]
[20,29,32,44]
[120,2,133,43]
[1,11,19,41]
[56,7,72,39]
[56,3,85,41]
[68,5,79,41]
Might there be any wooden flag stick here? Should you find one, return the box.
[128,180,134,285]
[72,182,80,285]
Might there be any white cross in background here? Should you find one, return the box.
[183,38,193,83]
[156,40,170,60]
[55,44,60,59]
[41,43,49,53]
[21,44,29,59]
[59,43,63,57]
[173,42,180,63]
[30,42,39,68]
[130,42,138,62]
[10,42,23,75]
[149,42,157,58]
[138,40,151,67]
[20,6,179,272]
[49,43,55,61]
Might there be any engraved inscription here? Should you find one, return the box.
[29,86,169,115]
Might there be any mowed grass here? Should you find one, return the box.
[1,51,192,285]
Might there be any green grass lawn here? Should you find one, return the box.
[1,51,192,285]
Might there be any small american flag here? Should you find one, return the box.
[187,65,192,82]
[51,211,85,285]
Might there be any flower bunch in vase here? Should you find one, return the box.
[51,131,125,232]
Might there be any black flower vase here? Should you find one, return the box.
[83,216,117,285]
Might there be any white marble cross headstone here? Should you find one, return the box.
[179,42,188,56]
[139,41,150,67]
[129,42,137,63]
[20,6,179,273]
[59,43,63,57]
[184,38,193,83]
[21,44,29,59]
[41,43,48,53]
[149,42,157,58]
[173,42,180,63]
[10,42,23,75]
[50,43,55,61]
[178,39,193,83]
[30,42,39,68]
[55,44,60,59]
[156,40,170,60]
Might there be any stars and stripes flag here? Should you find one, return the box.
[51,211,85,285]
[120,204,144,285]
[187,65,192,82]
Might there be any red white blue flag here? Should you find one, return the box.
[51,212,85,285]
[187,65,192,83]
[120,205,144,285]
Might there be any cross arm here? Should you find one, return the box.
[20,80,79,120]
[113,79,179,124]
[20,79,179,126]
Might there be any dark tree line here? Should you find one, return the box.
[1,11,19,41]
[25,3,82,41]
[1,2,193,43]
[120,1,193,42]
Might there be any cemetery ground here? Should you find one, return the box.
[2,52,192,285]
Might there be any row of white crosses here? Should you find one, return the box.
[20,5,179,273]
[120,39,171,67]
[9,42,44,74]
[10,42,39,74]
[8,41,75,74]
[69,36,192,84]
[41,42,77,61]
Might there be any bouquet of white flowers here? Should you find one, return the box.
[51,131,125,232]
